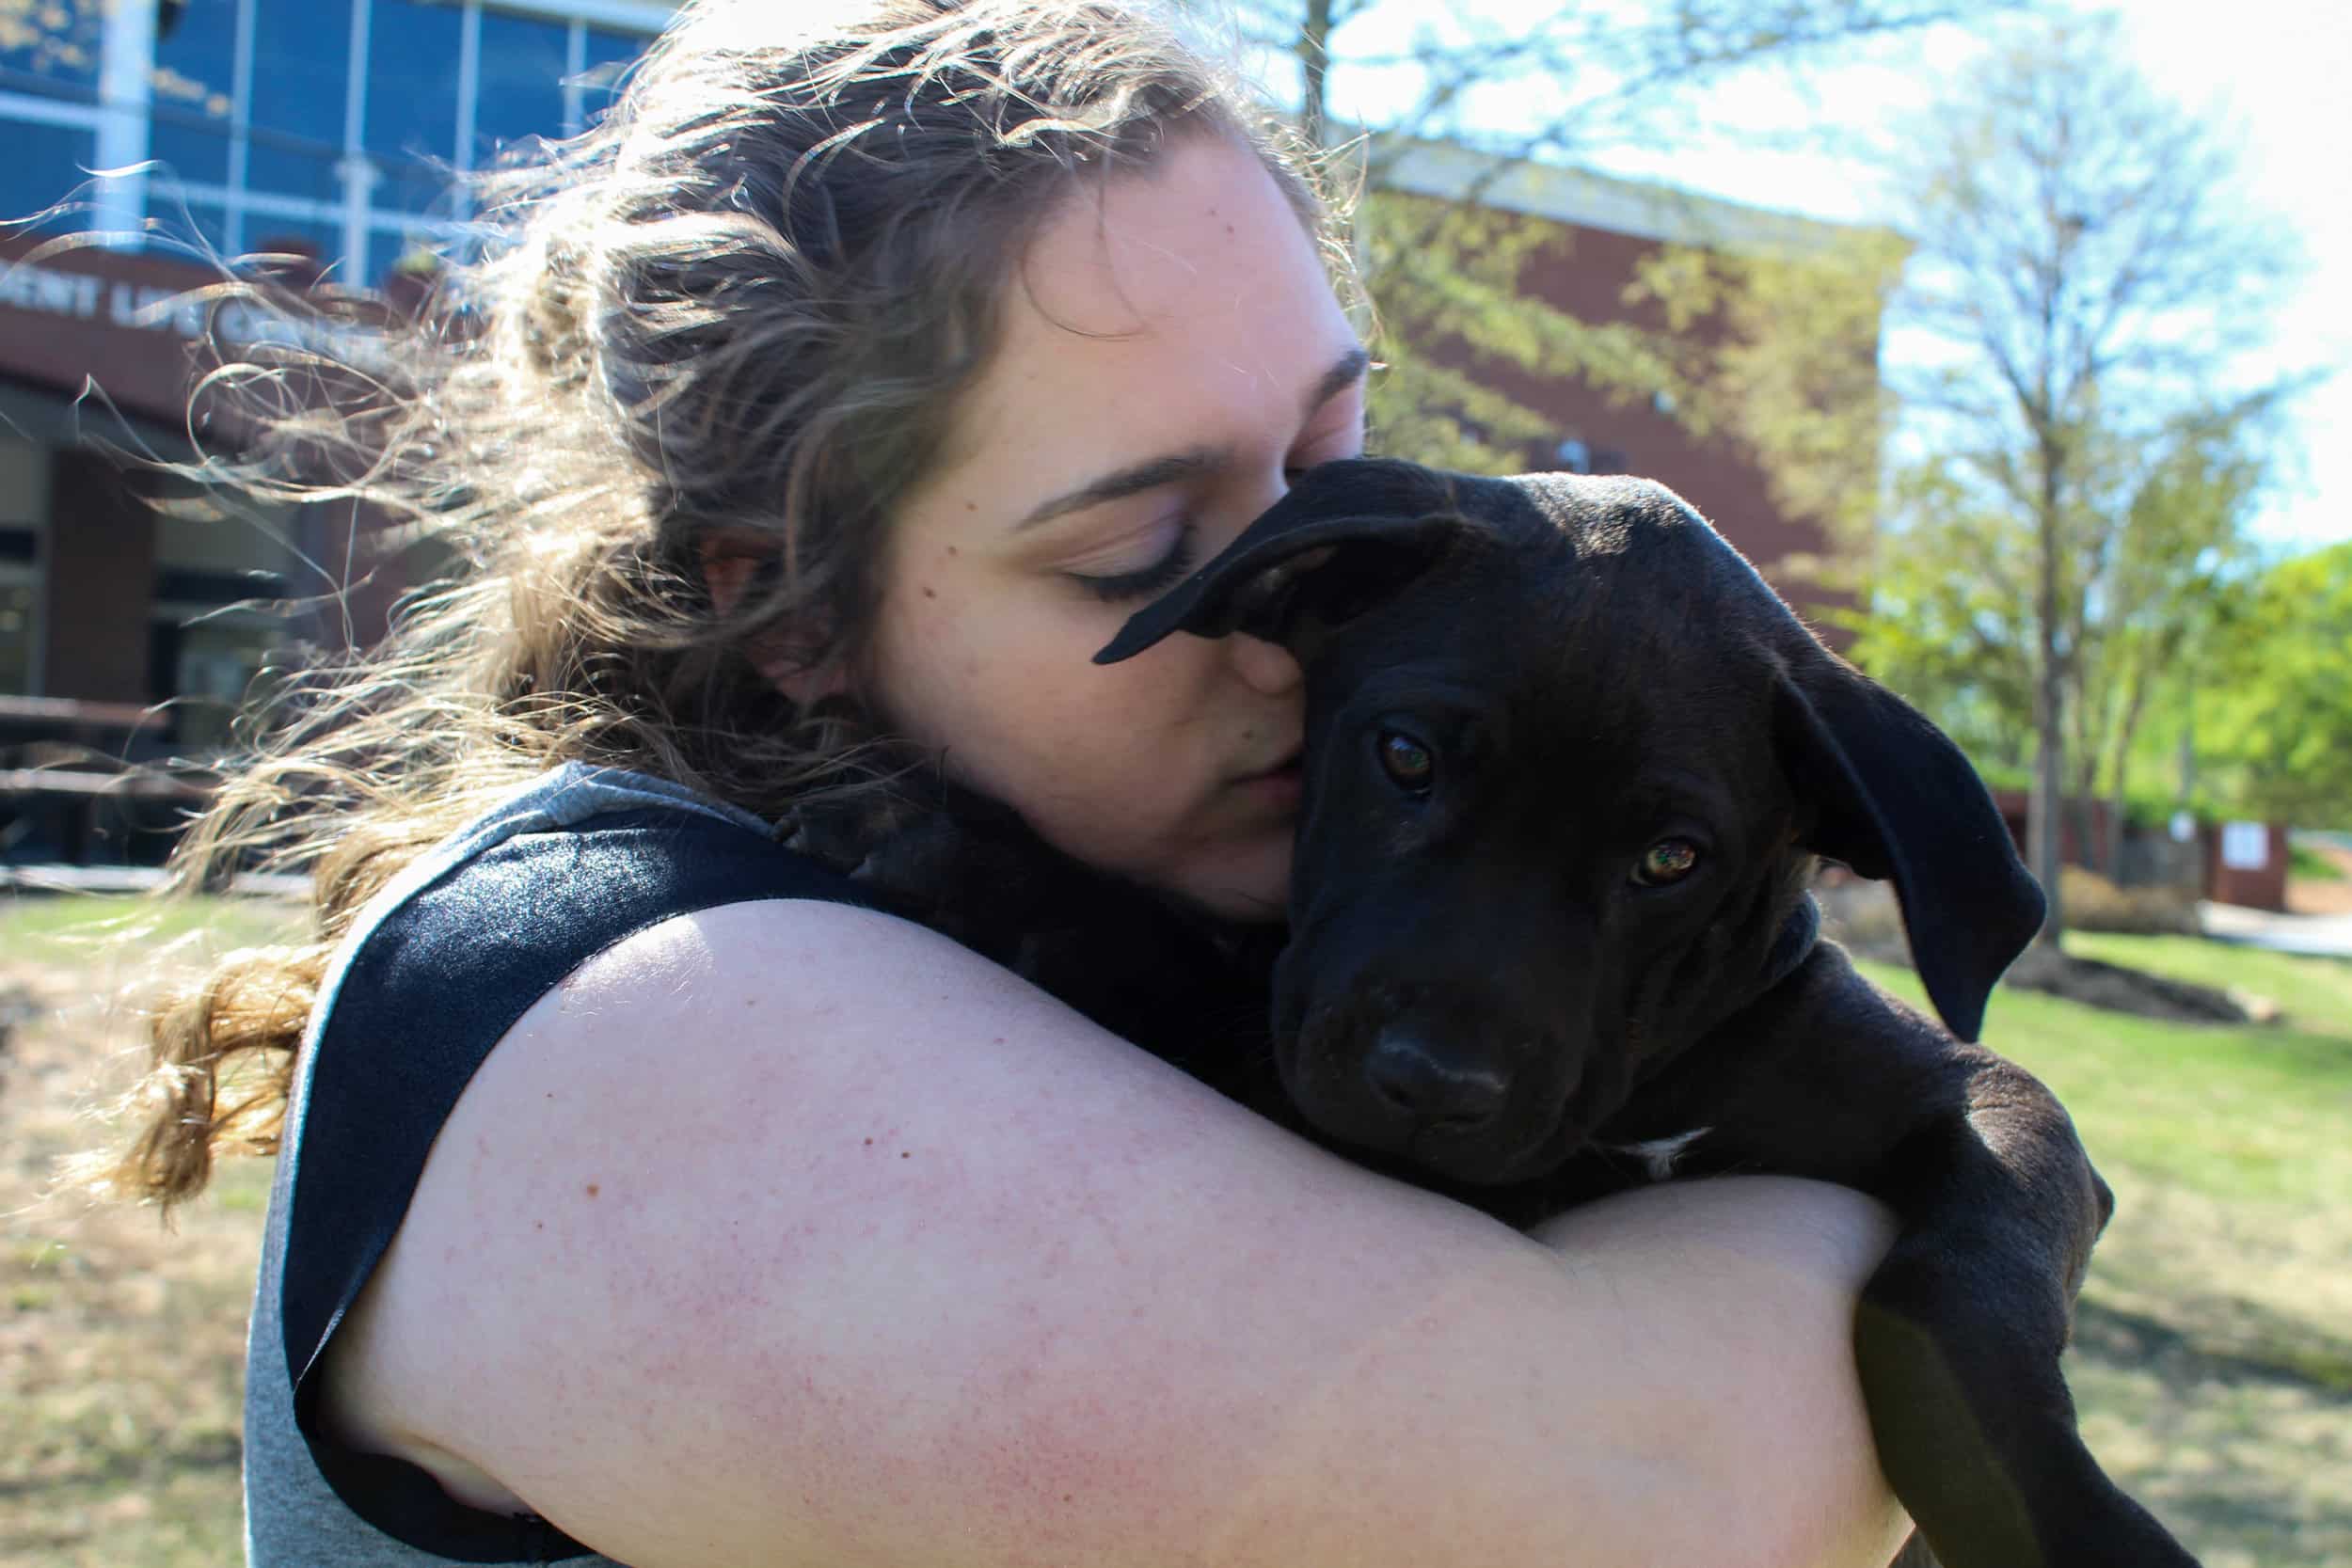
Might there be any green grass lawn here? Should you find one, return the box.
[2292,844,2347,882]
[5,898,2349,1565]
[0,888,305,962]
[2063,932,2352,1042]
[1864,938,2352,1564]
[1861,944,2352,1207]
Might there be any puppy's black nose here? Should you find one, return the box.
[1365,1028,1511,1128]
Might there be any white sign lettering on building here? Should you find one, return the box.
[0,259,385,367]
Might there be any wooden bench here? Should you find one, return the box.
[0,695,215,863]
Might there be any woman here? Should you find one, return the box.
[103,2,1911,1563]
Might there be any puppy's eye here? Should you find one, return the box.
[1632,839,1702,886]
[1375,729,1436,794]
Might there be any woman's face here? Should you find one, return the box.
[866,134,1368,921]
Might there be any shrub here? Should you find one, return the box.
[2060,866,2201,936]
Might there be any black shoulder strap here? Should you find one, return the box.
[282,806,879,1561]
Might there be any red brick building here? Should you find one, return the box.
[0,0,660,772]
[5,144,1873,755]
[0,233,416,758]
[1372,141,1866,630]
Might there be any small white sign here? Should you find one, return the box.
[2220,821,2268,871]
[2169,811,2197,845]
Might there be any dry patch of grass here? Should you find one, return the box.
[6,895,2350,1565]
[2,893,291,1568]
[1867,954,2352,1567]
[2067,1180,2352,1568]
[2061,933,2352,1043]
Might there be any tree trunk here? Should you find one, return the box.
[2103,689,2141,879]
[1295,0,1334,151]
[2068,664,2102,873]
[2072,749,2102,875]
[2177,690,2197,802]
[2031,442,2067,944]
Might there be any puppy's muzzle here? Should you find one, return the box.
[1287,982,1575,1182]
[1365,1027,1512,1129]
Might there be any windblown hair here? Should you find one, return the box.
[90,0,1346,1212]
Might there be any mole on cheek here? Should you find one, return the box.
[922,586,938,600]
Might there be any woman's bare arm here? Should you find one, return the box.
[326,899,1911,1568]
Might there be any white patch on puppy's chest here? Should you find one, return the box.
[1603,1127,1712,1181]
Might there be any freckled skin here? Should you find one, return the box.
[863,134,1367,922]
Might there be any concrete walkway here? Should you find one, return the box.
[0,863,307,898]
[2199,900,2352,958]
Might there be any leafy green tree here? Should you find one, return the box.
[2196,545,2352,831]
[2074,401,2277,864]
[1210,0,1999,473]
[1630,229,1910,554]
[1830,15,2290,939]
[1356,188,1674,475]
[1832,461,2037,769]
[1831,394,2282,870]
[1245,0,1992,170]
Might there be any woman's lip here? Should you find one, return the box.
[1236,752,1304,784]
[1233,755,1305,808]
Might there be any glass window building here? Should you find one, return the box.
[0,1,665,804]
[2,0,664,285]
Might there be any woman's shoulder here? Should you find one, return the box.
[322,894,1318,1550]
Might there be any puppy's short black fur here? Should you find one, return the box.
[809,457,2200,1568]
[1104,457,2202,1568]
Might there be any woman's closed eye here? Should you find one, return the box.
[1060,423,1359,603]
[1068,519,1198,603]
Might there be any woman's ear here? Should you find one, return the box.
[698,536,850,705]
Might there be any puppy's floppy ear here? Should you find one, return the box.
[1777,659,2044,1042]
[1094,458,1486,665]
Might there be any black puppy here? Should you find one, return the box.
[1083,457,2198,1568]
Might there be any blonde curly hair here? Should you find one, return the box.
[91,0,1348,1212]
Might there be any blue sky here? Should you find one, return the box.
[1305,0,2350,554]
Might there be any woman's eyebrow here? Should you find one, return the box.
[1014,449,1225,532]
[1306,346,1372,418]
[1014,346,1372,532]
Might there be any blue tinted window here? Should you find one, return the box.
[150,0,240,185]
[175,198,231,260]
[371,154,450,217]
[246,0,351,205]
[142,183,232,260]
[578,26,645,131]
[471,8,567,166]
[0,119,95,232]
[364,0,462,214]
[244,217,343,278]
[0,0,103,98]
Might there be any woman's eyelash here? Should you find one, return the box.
[1061,434,1358,605]
[1071,521,1198,603]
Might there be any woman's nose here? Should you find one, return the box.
[1229,631,1304,696]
